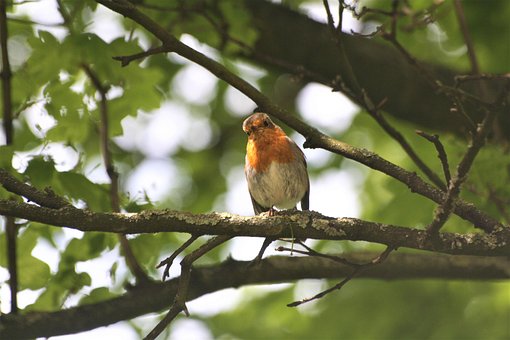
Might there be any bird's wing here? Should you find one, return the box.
[287,137,310,211]
[301,186,310,211]
[250,192,270,214]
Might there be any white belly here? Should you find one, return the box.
[246,161,308,210]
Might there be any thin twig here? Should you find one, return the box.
[144,235,232,340]
[288,245,395,307]
[381,29,491,108]
[416,130,451,185]
[323,0,446,190]
[277,241,359,267]
[157,234,200,281]
[82,63,150,285]
[453,0,489,102]
[427,108,497,234]
[452,0,479,75]
[428,75,510,232]
[455,74,510,87]
[451,94,477,133]
[427,0,500,235]
[112,45,170,67]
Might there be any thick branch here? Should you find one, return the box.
[0,169,70,208]
[0,253,508,339]
[94,0,502,233]
[0,199,508,256]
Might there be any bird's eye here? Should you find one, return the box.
[263,120,269,127]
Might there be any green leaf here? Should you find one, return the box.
[18,255,51,290]
[56,172,110,211]
[43,80,91,144]
[62,233,116,263]
[23,157,56,189]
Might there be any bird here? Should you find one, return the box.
[243,111,309,263]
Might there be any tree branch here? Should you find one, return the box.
[112,45,169,67]
[416,130,451,185]
[0,198,508,257]
[428,106,498,234]
[93,0,502,233]
[287,245,395,307]
[82,63,150,285]
[0,253,508,339]
[0,169,71,208]
[0,0,17,314]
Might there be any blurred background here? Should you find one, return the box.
[0,0,509,339]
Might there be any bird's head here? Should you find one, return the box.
[242,112,277,138]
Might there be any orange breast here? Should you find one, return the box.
[246,129,295,172]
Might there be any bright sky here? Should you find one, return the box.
[0,1,362,339]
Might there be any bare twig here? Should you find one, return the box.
[277,241,359,267]
[427,109,497,234]
[453,0,479,75]
[341,1,395,20]
[451,95,477,133]
[427,0,501,235]
[453,0,490,103]
[82,63,150,285]
[157,234,200,281]
[144,235,232,340]
[288,246,395,307]
[455,74,510,87]
[112,45,170,67]
[416,130,451,185]
[323,0,446,190]
[381,29,491,109]
[401,1,446,32]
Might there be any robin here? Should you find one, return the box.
[243,111,310,262]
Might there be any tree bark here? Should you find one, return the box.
[0,199,508,256]
[1,253,508,339]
